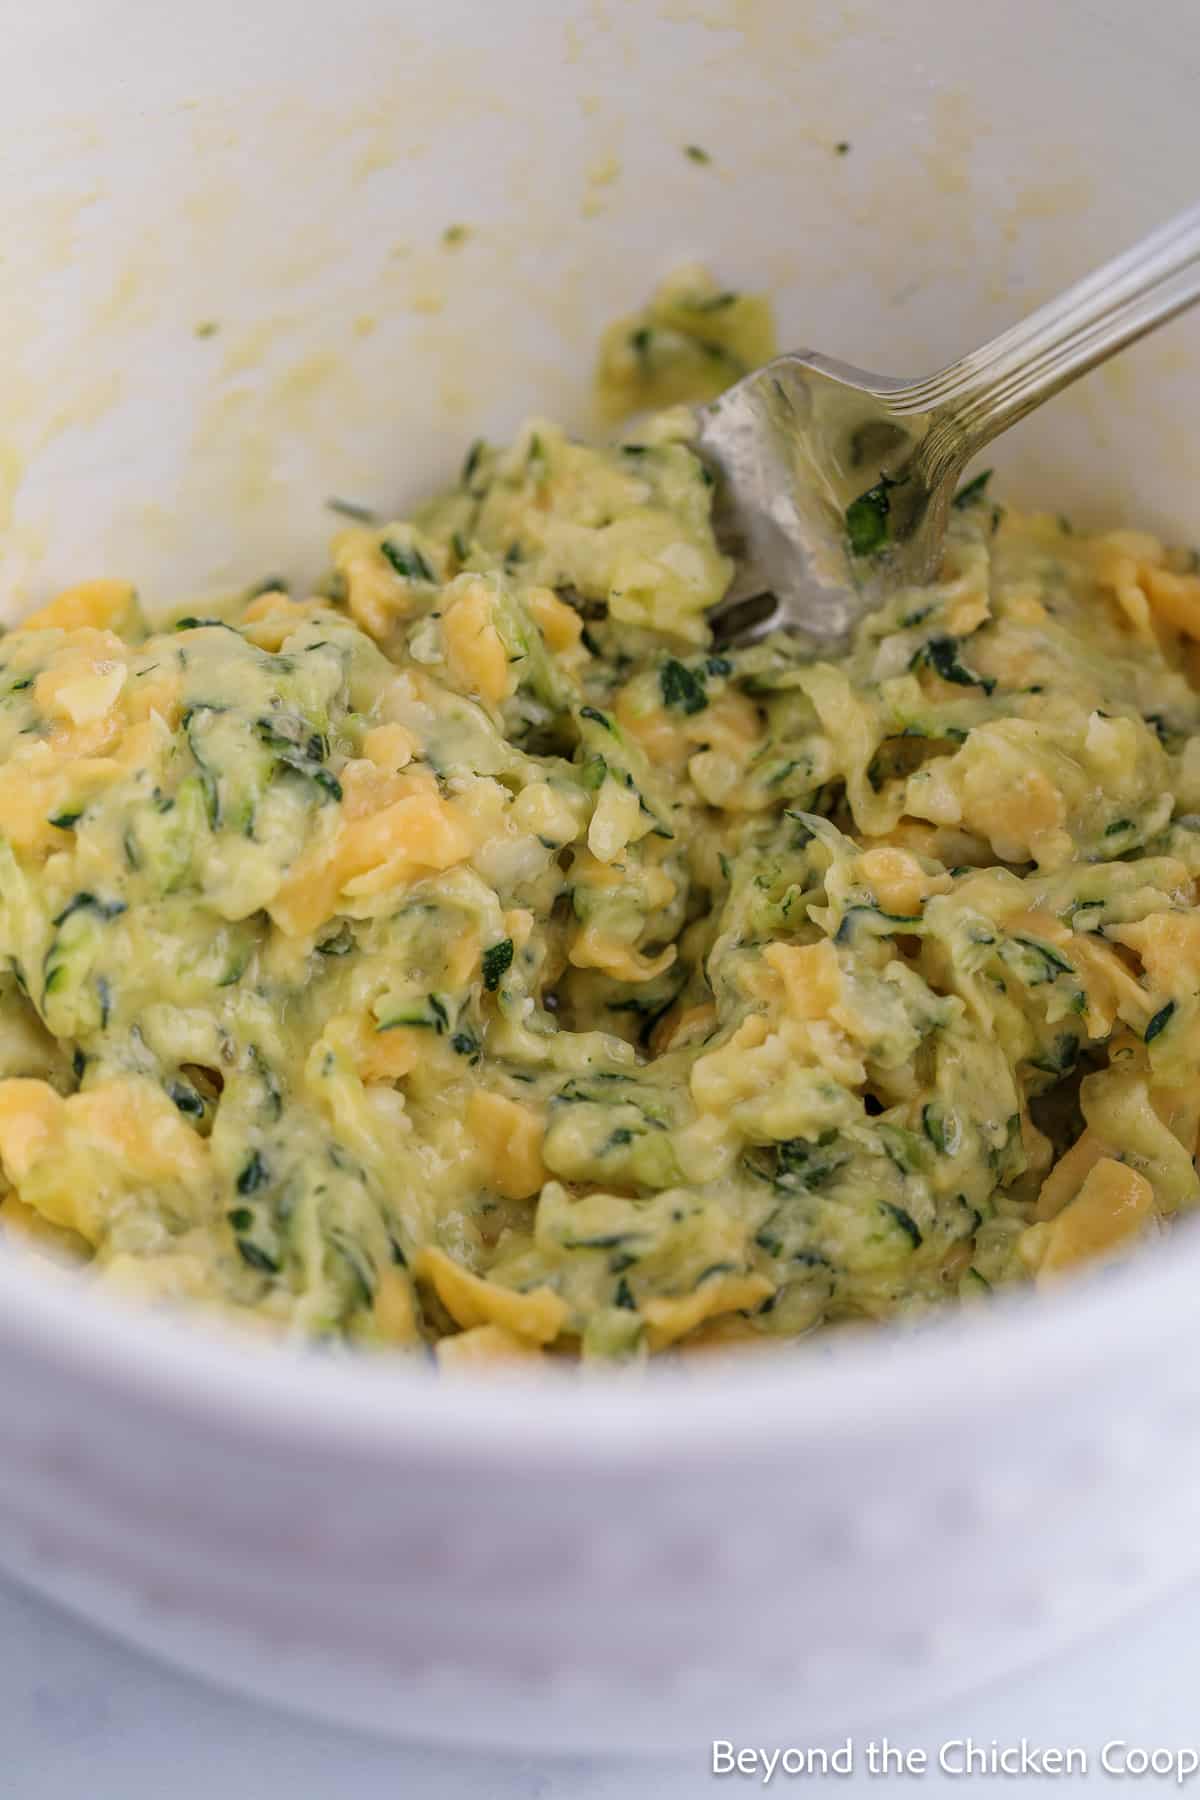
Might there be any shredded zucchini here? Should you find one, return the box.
[0,275,1196,1365]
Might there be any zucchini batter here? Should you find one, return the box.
[0,271,1198,1364]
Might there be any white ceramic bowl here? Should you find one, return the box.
[5,0,1200,1753]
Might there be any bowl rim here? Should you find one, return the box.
[0,1221,1191,1469]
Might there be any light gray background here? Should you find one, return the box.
[4,1573,1199,1797]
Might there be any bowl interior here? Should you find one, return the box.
[5,0,1200,623]
[2,0,1200,1420]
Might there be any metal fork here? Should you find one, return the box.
[699,202,1200,652]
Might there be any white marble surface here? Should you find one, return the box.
[6,1573,1200,1798]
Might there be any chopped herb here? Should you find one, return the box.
[450,1030,480,1060]
[683,144,711,164]
[913,635,995,695]
[845,476,894,556]
[482,938,514,991]
[381,538,435,583]
[48,810,82,831]
[834,140,852,155]
[441,223,469,247]
[1145,1000,1176,1044]
[173,616,233,632]
[460,438,485,486]
[326,496,379,523]
[952,469,993,510]
[311,767,344,803]
[579,705,614,731]
[236,1150,270,1195]
[659,658,707,714]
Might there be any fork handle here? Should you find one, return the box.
[892,201,1200,448]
